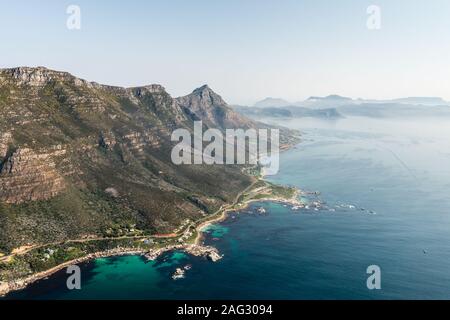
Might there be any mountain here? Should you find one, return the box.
[234,105,343,119]
[1,67,287,253]
[253,95,449,111]
[245,93,450,120]
[306,94,353,102]
[295,95,355,109]
[177,86,300,148]
[254,97,290,108]
[176,85,255,130]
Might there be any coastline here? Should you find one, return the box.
[1,143,302,298]
[0,184,301,298]
[0,179,301,297]
[0,243,222,298]
[0,247,147,297]
[194,188,302,246]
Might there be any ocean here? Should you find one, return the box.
[6,116,450,299]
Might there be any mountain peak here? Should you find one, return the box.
[192,84,217,96]
[194,84,211,91]
[189,85,226,106]
[176,85,256,129]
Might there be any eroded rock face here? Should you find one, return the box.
[0,132,12,160]
[98,132,117,150]
[0,66,109,91]
[2,67,75,87]
[0,148,66,204]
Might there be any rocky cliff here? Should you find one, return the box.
[0,67,300,253]
[0,67,261,252]
[0,147,66,203]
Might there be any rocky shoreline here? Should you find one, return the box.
[1,180,299,298]
[145,244,222,262]
[195,186,302,242]
[0,244,222,298]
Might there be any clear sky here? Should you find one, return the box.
[1,0,449,104]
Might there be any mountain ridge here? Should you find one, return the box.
[253,94,449,109]
[253,97,291,108]
[2,66,294,253]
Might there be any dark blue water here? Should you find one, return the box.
[6,117,450,299]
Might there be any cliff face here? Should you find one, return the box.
[0,67,255,252]
[0,147,66,203]
[0,133,11,161]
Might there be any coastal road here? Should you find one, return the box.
[193,178,260,244]
[0,179,260,262]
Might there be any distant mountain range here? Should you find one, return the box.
[239,94,450,119]
[254,97,291,108]
[253,95,450,108]
[234,105,343,120]
[307,95,353,103]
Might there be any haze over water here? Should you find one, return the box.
[7,116,450,300]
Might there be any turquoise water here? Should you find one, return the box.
[201,224,229,238]
[6,116,450,299]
